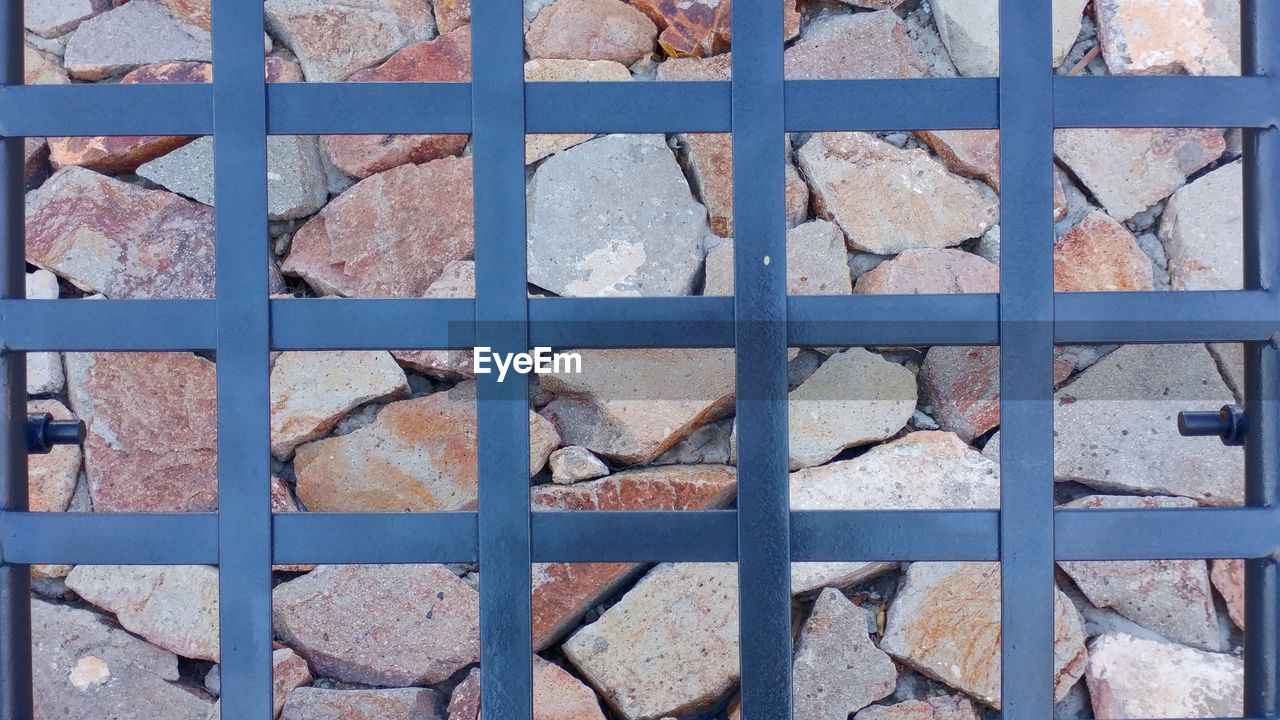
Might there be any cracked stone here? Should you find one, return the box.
[264,0,437,82]
[793,588,897,719]
[524,0,657,65]
[703,220,851,296]
[62,0,211,80]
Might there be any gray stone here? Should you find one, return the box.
[548,445,610,484]
[1160,160,1243,291]
[25,270,63,395]
[794,588,897,719]
[62,0,211,80]
[784,11,927,79]
[1053,343,1243,505]
[652,418,733,466]
[527,134,708,297]
[280,687,443,720]
[703,220,851,297]
[1094,0,1239,76]
[1085,632,1243,719]
[973,225,1000,264]
[25,0,110,38]
[264,0,437,82]
[930,0,1089,77]
[25,42,69,84]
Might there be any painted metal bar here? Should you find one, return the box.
[526,81,731,133]
[273,513,479,565]
[785,78,999,132]
[266,82,472,135]
[998,0,1057,715]
[528,296,735,349]
[0,300,218,351]
[1056,507,1280,561]
[0,2,31,716]
[531,511,739,563]
[472,0,533,716]
[211,1,274,717]
[793,510,1000,562]
[0,83,214,138]
[1,513,220,565]
[1055,75,1279,129]
[270,298,476,351]
[1242,1,1280,714]
[788,294,1000,347]
[733,0,792,716]
[1055,290,1280,344]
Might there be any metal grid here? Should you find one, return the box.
[0,0,1276,717]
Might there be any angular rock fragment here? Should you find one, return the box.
[1054,343,1243,504]
[445,659,607,720]
[62,0,211,80]
[563,563,738,720]
[28,399,80,513]
[538,348,735,464]
[531,465,737,648]
[527,134,708,297]
[784,11,926,79]
[1212,558,1245,629]
[294,381,558,512]
[1095,0,1239,76]
[25,270,63,395]
[1160,160,1243,291]
[66,352,218,512]
[1059,495,1220,650]
[25,0,111,38]
[273,648,313,719]
[1054,128,1225,220]
[1085,632,1243,719]
[856,697,980,720]
[854,248,999,294]
[525,59,631,164]
[24,138,50,191]
[265,0,437,82]
[524,0,657,65]
[793,588,896,719]
[922,346,1074,442]
[273,564,480,686]
[270,350,409,458]
[703,220,851,296]
[434,0,470,33]
[325,26,472,179]
[284,156,473,297]
[790,432,998,593]
[914,129,999,190]
[548,445,610,484]
[25,43,69,84]
[281,688,443,720]
[930,0,1088,76]
[630,0,798,58]
[881,562,1087,708]
[1054,210,1155,292]
[65,564,220,661]
[798,133,998,254]
[391,260,476,379]
[32,601,213,720]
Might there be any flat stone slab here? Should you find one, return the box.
[784,11,926,79]
[265,0,437,82]
[854,248,998,295]
[65,564,220,661]
[524,0,657,65]
[930,0,1088,76]
[703,220,850,296]
[1085,632,1243,719]
[63,0,211,80]
[794,588,897,719]
[1095,0,1239,75]
[1160,160,1243,291]
[1054,210,1154,292]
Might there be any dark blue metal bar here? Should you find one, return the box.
[526,81,731,133]
[273,512,479,565]
[999,0,1056,715]
[1055,290,1280,344]
[528,296,735,348]
[472,1,533,716]
[785,78,999,132]
[212,1,273,717]
[1056,507,1280,561]
[0,2,31,716]
[733,0,791,716]
[266,82,472,135]
[0,83,214,138]
[1055,75,1279,129]
[793,510,1000,562]
[789,294,1000,347]
[270,298,476,350]
[0,512,219,565]
[0,300,218,351]
[531,511,739,563]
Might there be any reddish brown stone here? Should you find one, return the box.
[27,167,216,299]
[630,0,798,58]
[24,138,49,190]
[446,660,606,720]
[284,155,474,298]
[922,347,1074,442]
[65,352,217,512]
[157,0,211,31]
[391,260,476,379]
[854,249,999,295]
[915,129,1000,190]
[1054,210,1154,292]
[784,11,926,79]
[434,0,470,33]
[325,27,472,179]
[1211,558,1245,630]
[530,465,736,649]
[525,0,657,65]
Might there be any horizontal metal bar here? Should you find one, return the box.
[273,512,478,565]
[788,294,1001,347]
[785,78,999,132]
[1055,76,1280,129]
[531,510,738,562]
[1054,290,1280,344]
[0,83,214,137]
[266,82,472,135]
[526,81,731,134]
[528,296,735,348]
[1056,507,1280,560]
[793,509,1000,561]
[0,512,218,565]
[0,299,217,351]
[270,298,475,351]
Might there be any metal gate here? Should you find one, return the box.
[1,1,1278,718]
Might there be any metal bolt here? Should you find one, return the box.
[1177,404,1246,447]
[25,412,85,455]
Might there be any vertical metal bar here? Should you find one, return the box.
[472,0,533,717]
[211,1,273,717]
[1242,1,1280,714]
[0,2,32,717]
[733,0,791,717]
[998,0,1056,717]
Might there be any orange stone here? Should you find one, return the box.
[1054,210,1154,292]
[630,0,799,58]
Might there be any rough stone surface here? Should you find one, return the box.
[25,0,111,38]
[265,0,437,82]
[856,697,980,720]
[922,346,1073,442]
[563,563,738,720]
[930,0,1088,76]
[1160,160,1243,291]
[1095,0,1239,76]
[798,133,998,254]
[548,445,610,484]
[793,588,897,719]
[24,138,50,191]
[27,167,215,299]
[390,260,476,379]
[25,270,64,395]
[1212,558,1245,630]
[63,0,211,80]
[914,129,999,190]
[704,220,851,296]
[445,659,607,720]
[273,648,313,719]
[284,156,473,298]
[1054,343,1243,505]
[530,465,737,648]
[294,381,558,511]
[525,59,632,164]
[434,0,470,32]
[527,134,708,297]
[1054,210,1155,292]
[65,564,220,661]
[881,562,1087,708]
[28,399,80,513]
[273,564,479,687]
[1060,495,1221,650]
[524,0,657,65]
[25,42,69,84]
[280,688,443,720]
[66,352,218,512]
[539,348,735,464]
[854,248,999,295]
[325,26,472,179]
[630,0,798,58]
[31,600,213,720]
[789,432,998,594]
[270,350,409,458]
[1085,632,1243,719]
[784,11,926,79]
[1054,128,1226,220]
